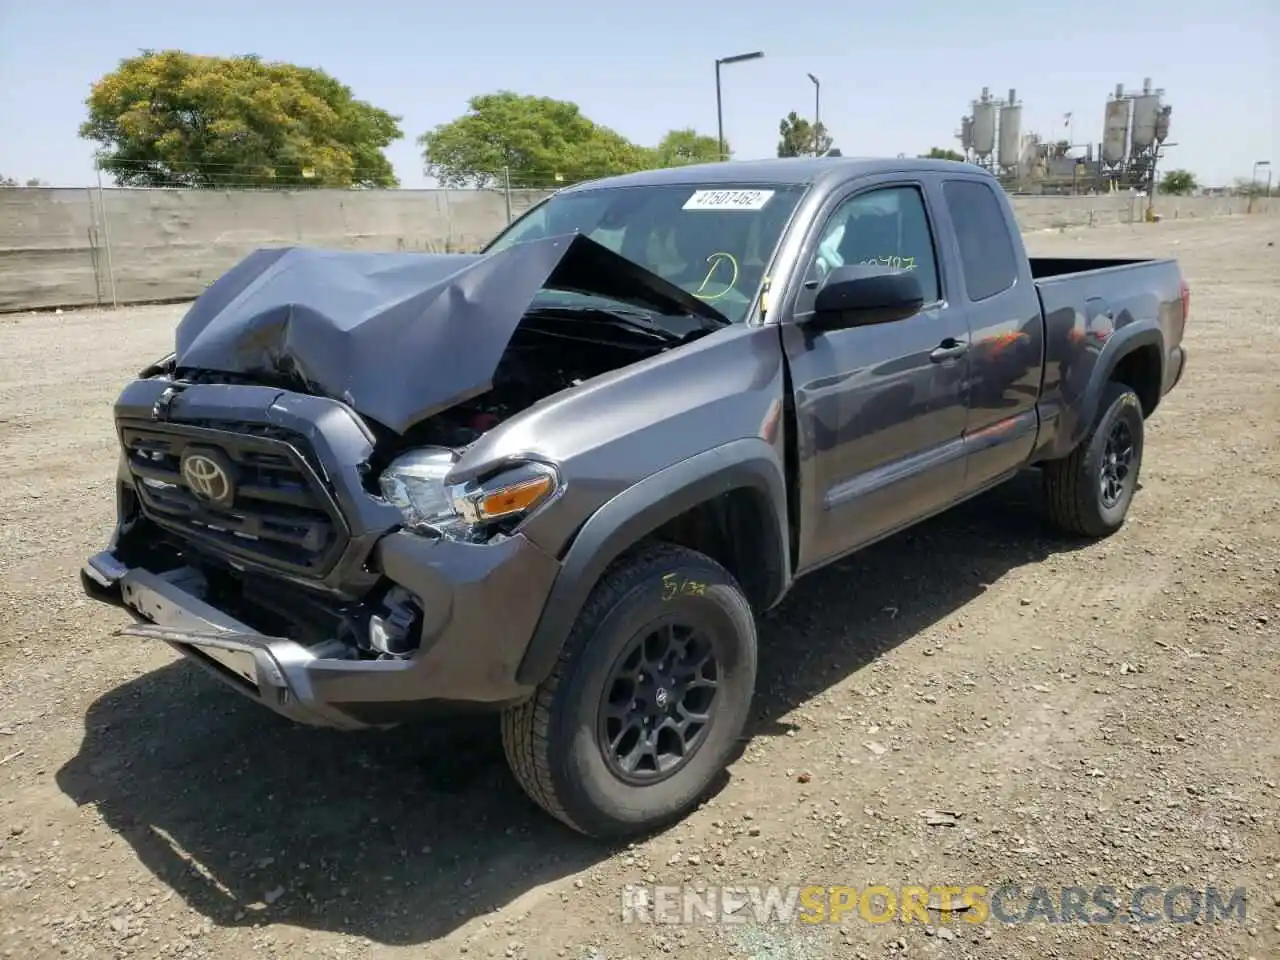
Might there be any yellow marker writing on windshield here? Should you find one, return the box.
[858,255,917,270]
[693,252,739,301]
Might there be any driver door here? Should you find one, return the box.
[779,180,971,572]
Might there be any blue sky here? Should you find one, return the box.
[0,0,1275,188]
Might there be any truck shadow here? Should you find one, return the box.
[56,469,1094,947]
[747,469,1101,740]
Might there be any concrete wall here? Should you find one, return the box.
[0,186,553,311]
[1012,193,1274,230]
[0,186,1274,311]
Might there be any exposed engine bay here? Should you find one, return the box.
[395,316,682,450]
[167,235,727,437]
[168,310,687,453]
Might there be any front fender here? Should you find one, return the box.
[515,437,789,687]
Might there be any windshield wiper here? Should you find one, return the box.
[524,305,685,344]
[685,309,730,331]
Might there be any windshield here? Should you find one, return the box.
[485,182,808,324]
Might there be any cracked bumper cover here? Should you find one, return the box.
[82,528,560,729]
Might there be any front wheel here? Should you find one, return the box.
[1042,381,1145,537]
[501,542,757,839]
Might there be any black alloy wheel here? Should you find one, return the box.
[1042,380,1146,538]
[501,542,757,839]
[597,620,720,784]
[1099,417,1136,509]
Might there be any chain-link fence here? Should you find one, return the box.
[1,163,1272,312]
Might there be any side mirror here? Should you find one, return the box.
[809,265,925,331]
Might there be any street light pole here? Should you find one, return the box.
[1249,160,1271,213]
[807,73,821,155]
[715,60,724,161]
[715,51,764,162]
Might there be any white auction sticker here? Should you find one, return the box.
[682,189,775,212]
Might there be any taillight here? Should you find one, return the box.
[1179,279,1191,324]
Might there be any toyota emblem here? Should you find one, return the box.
[180,450,235,507]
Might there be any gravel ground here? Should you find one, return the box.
[1,215,1278,960]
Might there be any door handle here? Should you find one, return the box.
[930,338,969,362]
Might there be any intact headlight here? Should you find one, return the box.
[378,446,560,540]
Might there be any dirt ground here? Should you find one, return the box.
[1,215,1277,960]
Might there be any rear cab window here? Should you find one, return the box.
[942,180,1019,302]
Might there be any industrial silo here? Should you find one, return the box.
[959,115,974,155]
[998,88,1022,171]
[1130,78,1162,152]
[1102,94,1131,167]
[971,88,997,161]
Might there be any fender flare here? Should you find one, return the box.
[1070,324,1164,451]
[515,437,790,686]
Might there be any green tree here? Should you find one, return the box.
[777,112,833,158]
[1158,169,1198,195]
[80,50,403,188]
[564,126,654,183]
[419,91,655,188]
[920,147,966,162]
[653,128,725,166]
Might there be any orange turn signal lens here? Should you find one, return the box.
[475,474,556,520]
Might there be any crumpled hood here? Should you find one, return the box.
[173,234,725,434]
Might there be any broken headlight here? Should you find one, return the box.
[378,447,559,541]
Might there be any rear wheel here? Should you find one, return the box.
[1043,381,1145,537]
[501,542,757,839]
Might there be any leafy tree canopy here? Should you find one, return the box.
[80,50,403,188]
[777,112,833,158]
[1158,169,1197,196]
[418,92,726,188]
[653,128,723,167]
[920,147,966,162]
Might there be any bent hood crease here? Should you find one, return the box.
[173,234,726,435]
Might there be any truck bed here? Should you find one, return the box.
[1030,253,1187,463]
[1031,255,1184,350]
[1029,256,1159,280]
[1030,256,1183,314]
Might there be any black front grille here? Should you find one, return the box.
[119,419,347,577]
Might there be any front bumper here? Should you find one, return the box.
[83,526,560,729]
[1168,344,1188,392]
[86,377,564,729]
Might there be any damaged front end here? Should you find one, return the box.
[83,234,722,728]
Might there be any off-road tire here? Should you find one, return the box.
[1043,381,1145,537]
[501,542,757,839]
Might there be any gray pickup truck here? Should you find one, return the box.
[82,157,1188,838]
